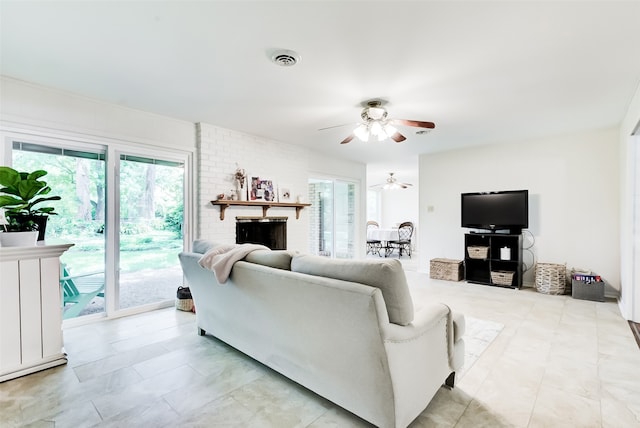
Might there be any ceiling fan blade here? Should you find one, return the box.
[340,134,355,144]
[390,132,406,143]
[390,119,435,129]
[318,122,359,131]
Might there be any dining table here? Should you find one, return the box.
[366,228,400,257]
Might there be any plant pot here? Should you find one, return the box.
[13,214,48,241]
[0,231,39,247]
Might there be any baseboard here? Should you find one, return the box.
[629,321,640,350]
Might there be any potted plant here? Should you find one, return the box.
[0,166,61,246]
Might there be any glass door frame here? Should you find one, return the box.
[308,176,360,259]
[107,146,193,318]
[0,127,193,323]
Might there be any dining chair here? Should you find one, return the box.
[366,221,382,256]
[387,221,414,258]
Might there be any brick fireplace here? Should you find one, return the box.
[236,216,287,250]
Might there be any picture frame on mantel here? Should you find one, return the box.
[279,186,291,202]
[251,176,275,202]
[250,176,260,200]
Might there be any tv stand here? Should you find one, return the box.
[471,228,522,235]
[464,232,523,288]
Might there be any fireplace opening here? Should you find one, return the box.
[236,217,287,250]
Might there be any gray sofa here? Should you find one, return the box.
[179,240,465,428]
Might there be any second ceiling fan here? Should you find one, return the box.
[326,99,435,145]
[370,173,413,190]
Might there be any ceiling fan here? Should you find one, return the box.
[370,173,413,190]
[320,99,435,144]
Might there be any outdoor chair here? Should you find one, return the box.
[60,263,105,319]
[387,222,414,258]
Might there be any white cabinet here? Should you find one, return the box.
[0,243,73,382]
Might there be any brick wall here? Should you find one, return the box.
[196,123,310,252]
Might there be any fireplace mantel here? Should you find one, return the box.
[211,200,311,220]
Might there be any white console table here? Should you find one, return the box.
[0,242,73,382]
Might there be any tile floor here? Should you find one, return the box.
[2,269,639,427]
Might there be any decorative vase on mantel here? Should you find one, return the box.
[237,188,247,201]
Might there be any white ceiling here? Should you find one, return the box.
[1,1,640,185]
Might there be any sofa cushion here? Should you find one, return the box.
[244,250,294,270]
[192,239,230,254]
[291,254,414,325]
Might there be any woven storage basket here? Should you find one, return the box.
[491,270,515,286]
[467,246,489,259]
[430,258,463,281]
[175,298,194,311]
[535,263,567,295]
[176,286,194,311]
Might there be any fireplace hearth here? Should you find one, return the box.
[236,217,287,250]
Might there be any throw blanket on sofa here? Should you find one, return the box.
[198,243,270,283]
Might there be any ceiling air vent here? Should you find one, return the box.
[271,49,301,67]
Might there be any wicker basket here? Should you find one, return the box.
[430,258,463,281]
[535,263,567,295]
[176,298,194,311]
[176,286,194,311]
[467,246,489,259]
[490,270,515,286]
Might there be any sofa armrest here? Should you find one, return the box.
[380,302,461,425]
[381,302,450,343]
[382,302,463,372]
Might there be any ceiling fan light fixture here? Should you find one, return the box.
[382,182,402,190]
[370,121,383,137]
[383,123,397,138]
[354,124,369,142]
[370,172,413,190]
[366,106,387,121]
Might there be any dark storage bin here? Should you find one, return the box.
[572,275,605,302]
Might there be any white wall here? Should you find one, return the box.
[619,81,640,322]
[381,187,419,229]
[419,128,620,288]
[379,186,419,253]
[0,76,195,154]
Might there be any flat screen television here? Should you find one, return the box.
[461,190,528,232]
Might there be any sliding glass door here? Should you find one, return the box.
[116,154,185,310]
[308,178,356,258]
[11,142,107,319]
[8,138,190,321]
